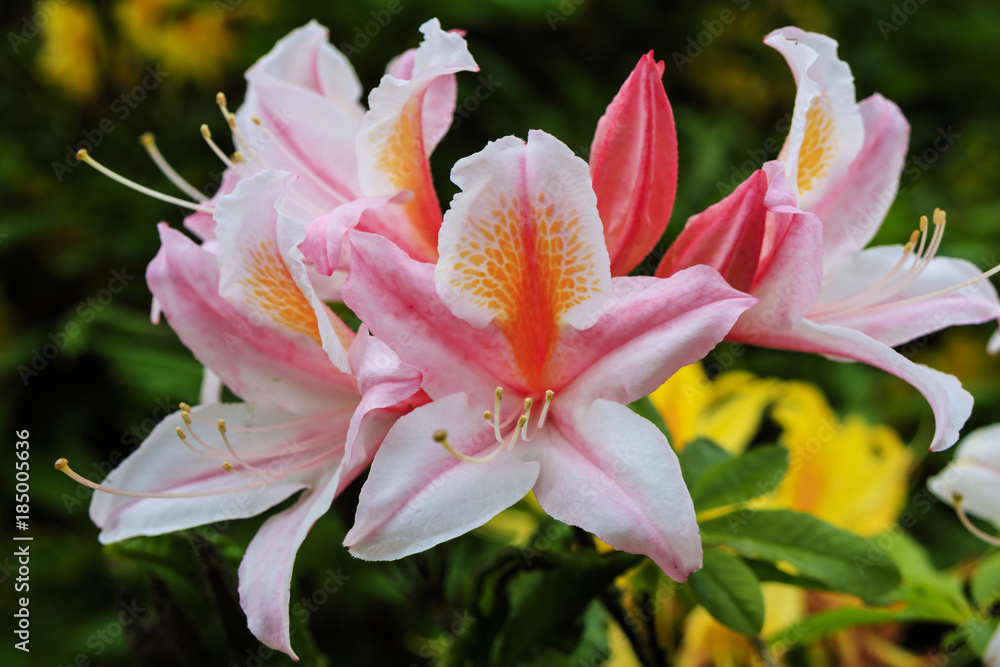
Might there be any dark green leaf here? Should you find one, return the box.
[678,437,731,488]
[690,445,788,512]
[700,510,901,598]
[688,549,764,635]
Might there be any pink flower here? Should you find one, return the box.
[78,18,478,269]
[58,172,424,659]
[657,28,1000,451]
[338,130,757,580]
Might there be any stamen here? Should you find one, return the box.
[434,414,528,464]
[200,124,237,170]
[76,150,215,213]
[139,133,207,202]
[222,461,260,479]
[953,493,1000,547]
[492,387,504,442]
[217,418,263,475]
[175,426,225,460]
[54,458,269,498]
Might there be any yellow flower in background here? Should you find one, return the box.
[36,1,104,101]
[649,364,917,666]
[114,0,237,84]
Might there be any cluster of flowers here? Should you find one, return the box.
[61,18,1000,659]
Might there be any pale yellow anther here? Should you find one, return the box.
[216,92,227,108]
[483,411,492,422]
[217,419,227,434]
[139,132,155,147]
[222,461,236,472]
[251,115,262,126]
[919,215,928,232]
[232,151,246,163]
[181,411,192,425]
[179,402,192,412]
[200,124,212,139]
[495,387,504,401]
[933,208,946,225]
[76,148,88,160]
[907,230,920,246]
[227,113,237,129]
[432,429,448,443]
[175,426,187,440]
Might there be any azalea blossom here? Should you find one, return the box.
[336,129,757,580]
[76,18,478,267]
[56,171,424,659]
[657,27,1000,450]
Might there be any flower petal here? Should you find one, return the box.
[356,18,478,260]
[656,169,768,293]
[590,52,677,276]
[344,393,540,560]
[215,171,355,372]
[90,402,348,544]
[239,469,340,660]
[300,193,408,276]
[235,22,364,213]
[343,230,515,399]
[148,224,354,413]
[436,130,612,391]
[740,162,825,329]
[558,267,757,407]
[340,327,427,482]
[810,245,1000,347]
[765,27,864,210]
[812,94,910,260]
[734,318,972,451]
[534,399,701,581]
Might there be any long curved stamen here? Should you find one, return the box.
[851,262,1000,316]
[183,404,355,432]
[139,133,206,202]
[434,414,528,465]
[179,410,227,455]
[54,458,269,498]
[200,124,237,170]
[76,150,215,213]
[492,387,504,442]
[953,493,1000,547]
[523,390,555,441]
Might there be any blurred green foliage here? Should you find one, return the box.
[3,0,1000,665]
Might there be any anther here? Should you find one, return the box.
[179,402,192,412]
[75,149,214,213]
[54,458,268,498]
[201,124,236,170]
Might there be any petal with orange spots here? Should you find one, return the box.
[356,19,477,262]
[765,27,864,210]
[435,131,611,391]
[215,171,354,373]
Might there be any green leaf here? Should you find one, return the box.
[700,510,901,598]
[768,604,961,648]
[689,445,789,512]
[688,549,764,635]
[744,559,831,591]
[972,551,1000,609]
[678,437,731,488]
[628,396,669,439]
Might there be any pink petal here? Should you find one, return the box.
[811,94,910,260]
[339,327,428,483]
[734,318,972,451]
[344,393,541,560]
[342,230,515,399]
[533,399,701,581]
[590,51,677,276]
[90,402,349,544]
[235,23,365,213]
[590,52,677,276]
[656,169,767,292]
[810,246,1000,347]
[558,267,757,407]
[183,168,241,242]
[148,224,354,413]
[436,130,611,333]
[765,27,864,210]
[741,162,825,329]
[214,171,355,372]
[356,19,478,261]
[299,193,408,276]
[239,469,341,660]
